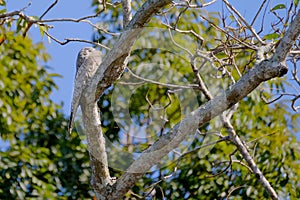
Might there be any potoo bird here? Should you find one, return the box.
[68,47,102,134]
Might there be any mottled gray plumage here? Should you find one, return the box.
[68,47,102,134]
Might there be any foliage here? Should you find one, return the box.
[0,0,299,199]
[155,99,300,199]
[0,29,91,199]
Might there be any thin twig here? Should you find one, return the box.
[250,0,267,26]
[291,95,300,111]
[166,23,193,56]
[179,136,230,160]
[206,149,238,178]
[226,185,247,200]
[190,52,214,100]
[23,0,59,37]
[44,31,111,49]
[126,67,198,89]
[292,57,300,87]
[162,22,204,44]
[247,132,277,144]
[172,0,216,8]
[222,0,265,44]
[200,15,257,50]
[1,0,108,38]
[40,0,59,19]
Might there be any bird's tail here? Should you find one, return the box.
[68,112,74,134]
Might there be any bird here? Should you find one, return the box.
[68,47,102,134]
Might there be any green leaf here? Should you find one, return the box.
[0,0,6,6]
[39,26,45,38]
[263,33,280,40]
[16,18,23,33]
[48,73,62,78]
[294,0,299,7]
[0,8,6,14]
[271,4,286,11]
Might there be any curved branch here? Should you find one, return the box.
[107,10,300,199]
[80,0,172,199]
[89,0,173,100]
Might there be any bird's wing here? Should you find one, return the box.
[68,53,100,134]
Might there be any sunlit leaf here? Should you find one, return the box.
[271,4,286,11]
[0,0,5,6]
[263,33,280,40]
[0,8,6,14]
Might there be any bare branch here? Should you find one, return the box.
[162,22,204,47]
[43,18,119,36]
[0,0,32,19]
[126,67,197,89]
[0,0,107,38]
[79,1,174,199]
[18,1,32,12]
[250,0,267,26]
[166,26,193,56]
[260,92,284,104]
[81,100,115,200]
[226,185,247,200]
[291,95,300,111]
[206,149,237,178]
[290,50,300,54]
[22,0,59,37]
[173,0,216,8]
[260,90,300,112]
[200,14,257,50]
[44,31,111,50]
[108,10,300,199]
[39,0,59,19]
[222,116,278,199]
[222,0,265,44]
[291,57,300,87]
[177,135,230,160]
[272,13,300,61]
[190,52,214,100]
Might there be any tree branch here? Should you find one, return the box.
[222,117,278,199]
[222,0,265,44]
[107,10,300,199]
[81,101,113,200]
[80,0,172,199]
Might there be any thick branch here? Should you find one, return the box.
[81,0,172,199]
[81,101,112,199]
[108,10,300,199]
[273,12,300,62]
[90,0,173,100]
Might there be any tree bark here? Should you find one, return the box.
[82,0,300,197]
[81,0,172,199]
[106,11,300,200]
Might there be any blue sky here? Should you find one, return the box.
[5,0,284,115]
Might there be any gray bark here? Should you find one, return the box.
[80,0,300,197]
